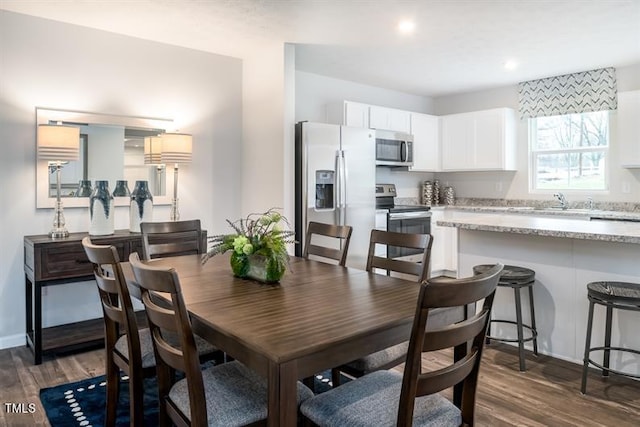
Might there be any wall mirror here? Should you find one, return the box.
[36,107,174,208]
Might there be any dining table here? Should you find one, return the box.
[123,252,426,427]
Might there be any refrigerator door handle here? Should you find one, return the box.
[335,149,347,226]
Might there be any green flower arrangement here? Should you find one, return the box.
[202,208,295,283]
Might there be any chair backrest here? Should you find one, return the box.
[365,229,433,282]
[303,221,353,266]
[128,252,208,425]
[396,263,503,427]
[140,219,204,260]
[81,236,142,365]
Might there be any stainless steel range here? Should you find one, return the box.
[375,183,431,260]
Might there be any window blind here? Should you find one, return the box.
[518,67,617,119]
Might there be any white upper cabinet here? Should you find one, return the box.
[369,105,411,133]
[618,90,640,168]
[409,113,440,171]
[441,108,517,171]
[327,101,370,128]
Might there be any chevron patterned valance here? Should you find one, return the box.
[518,67,617,119]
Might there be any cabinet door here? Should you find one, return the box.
[474,109,505,169]
[410,113,440,171]
[441,113,473,170]
[429,210,446,276]
[344,102,370,128]
[618,90,640,167]
[369,106,411,133]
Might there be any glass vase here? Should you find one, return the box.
[75,180,93,197]
[112,180,131,197]
[89,180,114,236]
[129,180,153,233]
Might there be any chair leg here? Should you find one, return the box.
[331,368,341,387]
[528,284,538,356]
[603,305,613,377]
[129,370,145,426]
[514,286,526,372]
[581,300,596,394]
[104,360,119,427]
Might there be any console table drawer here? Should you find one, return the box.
[37,241,127,281]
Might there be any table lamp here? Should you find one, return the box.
[38,124,80,238]
[144,135,165,195]
[160,133,192,221]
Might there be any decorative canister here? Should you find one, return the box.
[433,179,441,206]
[89,180,115,236]
[422,181,433,206]
[75,180,92,197]
[444,186,456,205]
[112,180,131,197]
[129,180,153,233]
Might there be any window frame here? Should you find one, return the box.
[528,111,610,194]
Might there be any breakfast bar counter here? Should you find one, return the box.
[434,209,640,375]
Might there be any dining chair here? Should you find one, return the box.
[331,229,433,386]
[303,221,353,266]
[301,263,504,427]
[83,237,221,426]
[82,236,158,426]
[128,252,314,427]
[140,219,204,260]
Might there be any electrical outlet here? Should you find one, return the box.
[622,181,631,194]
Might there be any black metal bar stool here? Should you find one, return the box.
[473,264,538,372]
[581,281,640,394]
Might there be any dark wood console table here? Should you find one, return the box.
[24,228,206,365]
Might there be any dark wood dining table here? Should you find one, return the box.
[123,253,422,427]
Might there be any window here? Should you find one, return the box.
[530,111,609,191]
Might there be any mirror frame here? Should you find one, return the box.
[36,107,174,209]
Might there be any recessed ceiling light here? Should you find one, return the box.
[504,60,518,71]
[398,20,415,34]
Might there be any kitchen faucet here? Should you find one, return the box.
[553,192,568,210]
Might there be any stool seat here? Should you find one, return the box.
[587,281,640,306]
[473,263,537,372]
[581,281,640,394]
[473,264,535,285]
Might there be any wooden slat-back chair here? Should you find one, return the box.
[128,253,313,427]
[303,221,353,266]
[332,229,433,385]
[82,236,156,426]
[140,219,204,260]
[301,264,504,427]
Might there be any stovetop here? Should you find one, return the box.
[375,184,430,212]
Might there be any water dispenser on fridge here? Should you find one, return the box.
[315,170,335,210]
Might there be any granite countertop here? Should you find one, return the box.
[436,210,640,244]
[446,205,640,221]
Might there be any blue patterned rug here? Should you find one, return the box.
[40,370,342,426]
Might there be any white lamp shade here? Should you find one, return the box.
[37,124,80,161]
[161,133,192,164]
[144,136,163,164]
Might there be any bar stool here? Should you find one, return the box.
[473,264,538,372]
[581,281,640,394]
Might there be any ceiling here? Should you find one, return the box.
[2,0,640,97]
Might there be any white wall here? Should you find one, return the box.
[0,11,243,348]
[433,63,640,203]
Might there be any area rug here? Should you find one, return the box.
[40,370,344,426]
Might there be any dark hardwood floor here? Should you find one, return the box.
[1,342,639,426]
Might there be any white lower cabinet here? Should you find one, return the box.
[430,209,458,278]
[441,108,516,171]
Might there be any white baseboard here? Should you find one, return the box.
[0,334,26,350]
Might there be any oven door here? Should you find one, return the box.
[386,211,432,258]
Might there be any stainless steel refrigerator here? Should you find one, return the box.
[294,121,376,269]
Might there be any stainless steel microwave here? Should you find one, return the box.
[375,130,413,167]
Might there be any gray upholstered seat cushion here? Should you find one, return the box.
[168,360,314,427]
[344,306,466,373]
[115,328,217,368]
[300,370,461,427]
